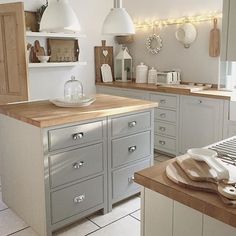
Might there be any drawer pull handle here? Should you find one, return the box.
[128,121,137,128]
[199,100,203,104]
[159,140,166,145]
[159,126,166,132]
[128,146,137,153]
[128,176,135,184]
[160,113,166,118]
[160,99,166,104]
[73,161,84,169]
[72,132,84,140]
[73,194,85,204]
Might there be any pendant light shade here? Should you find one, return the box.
[40,0,81,33]
[102,0,135,36]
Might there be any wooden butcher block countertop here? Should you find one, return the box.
[96,82,236,100]
[0,94,158,128]
[134,159,236,228]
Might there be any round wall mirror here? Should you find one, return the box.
[146,34,163,54]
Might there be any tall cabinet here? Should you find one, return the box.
[0,2,28,104]
[222,0,236,61]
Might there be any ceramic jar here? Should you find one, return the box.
[148,67,158,84]
[136,62,148,83]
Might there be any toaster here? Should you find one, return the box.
[156,71,181,85]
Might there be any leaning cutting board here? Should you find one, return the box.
[166,161,236,207]
[209,18,220,57]
[94,40,114,83]
[166,161,236,206]
[176,154,236,184]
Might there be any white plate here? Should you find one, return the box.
[50,97,96,108]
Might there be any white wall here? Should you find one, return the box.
[0,0,115,100]
[124,0,223,84]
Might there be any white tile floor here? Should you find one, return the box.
[0,153,171,236]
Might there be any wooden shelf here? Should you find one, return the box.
[28,62,87,68]
[26,31,86,39]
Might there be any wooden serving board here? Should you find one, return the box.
[166,161,236,207]
[176,155,236,184]
[209,18,220,57]
[94,40,114,83]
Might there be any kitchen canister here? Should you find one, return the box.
[136,62,148,83]
[148,67,158,84]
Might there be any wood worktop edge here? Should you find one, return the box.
[96,82,232,100]
[134,161,236,228]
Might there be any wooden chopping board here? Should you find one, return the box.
[176,154,236,184]
[209,18,220,57]
[94,40,114,83]
[166,161,236,207]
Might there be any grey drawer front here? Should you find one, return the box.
[155,135,176,153]
[51,176,104,224]
[150,94,177,109]
[112,131,151,168]
[111,112,151,137]
[112,159,150,200]
[49,143,103,188]
[48,121,103,151]
[155,108,177,123]
[155,121,176,137]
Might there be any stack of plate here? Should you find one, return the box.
[50,96,96,108]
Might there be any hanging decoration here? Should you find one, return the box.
[146,26,163,55]
[134,11,222,30]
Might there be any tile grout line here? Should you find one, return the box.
[86,211,140,236]
[86,217,102,229]
[0,207,9,212]
[6,226,30,236]
[129,214,140,222]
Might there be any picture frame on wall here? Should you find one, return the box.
[47,39,80,62]
[24,11,39,32]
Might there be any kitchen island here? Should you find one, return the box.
[0,94,158,236]
[135,137,236,236]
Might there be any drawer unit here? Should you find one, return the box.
[49,143,103,188]
[48,121,103,151]
[155,135,176,154]
[150,93,177,109]
[155,121,176,137]
[51,176,104,224]
[155,108,177,123]
[112,131,151,168]
[112,159,150,200]
[111,111,151,137]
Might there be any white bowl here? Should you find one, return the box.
[37,56,50,63]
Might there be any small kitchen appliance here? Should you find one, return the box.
[156,71,181,85]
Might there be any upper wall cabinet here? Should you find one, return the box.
[221,0,236,61]
[0,2,28,104]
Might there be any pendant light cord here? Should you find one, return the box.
[114,0,122,8]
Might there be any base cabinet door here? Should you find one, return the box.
[179,96,223,154]
[203,215,236,236]
[144,189,173,236]
[173,202,202,236]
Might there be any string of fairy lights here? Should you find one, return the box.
[134,11,222,30]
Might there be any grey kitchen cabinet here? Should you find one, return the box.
[222,0,236,61]
[145,93,179,156]
[108,110,154,208]
[0,108,154,236]
[179,96,224,154]
[96,85,179,156]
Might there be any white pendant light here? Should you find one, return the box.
[40,0,81,33]
[102,0,135,36]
